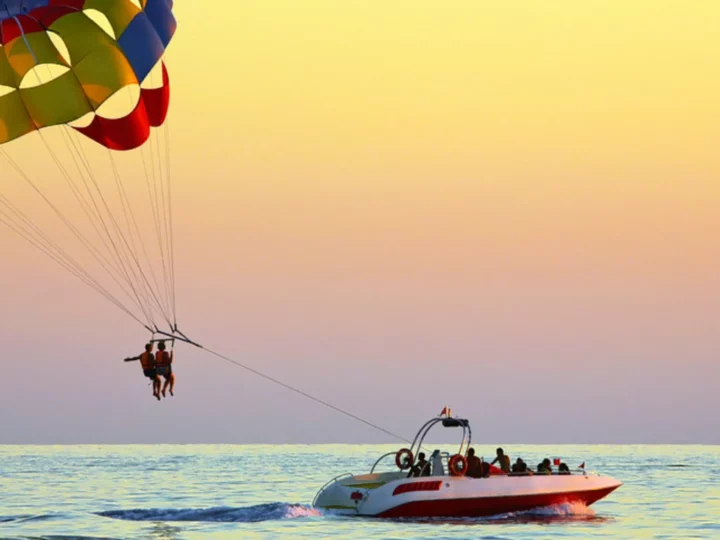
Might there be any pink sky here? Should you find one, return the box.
[1,1,718,443]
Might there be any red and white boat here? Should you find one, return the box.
[313,409,622,518]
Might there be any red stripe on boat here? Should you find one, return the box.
[380,485,620,517]
[392,481,442,496]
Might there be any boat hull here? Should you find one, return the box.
[378,484,619,518]
[314,472,622,518]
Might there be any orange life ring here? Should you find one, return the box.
[395,448,414,470]
[449,454,468,476]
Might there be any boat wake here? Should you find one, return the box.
[528,501,596,517]
[485,501,605,524]
[5,502,602,529]
[393,501,605,526]
[0,513,65,524]
[97,503,322,523]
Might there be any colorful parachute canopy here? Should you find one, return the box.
[0,0,175,150]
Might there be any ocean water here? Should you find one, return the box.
[0,444,718,539]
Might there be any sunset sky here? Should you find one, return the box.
[1,1,718,444]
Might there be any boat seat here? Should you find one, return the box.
[430,449,444,476]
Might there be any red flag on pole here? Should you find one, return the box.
[440,407,448,416]
[579,462,585,469]
[553,458,561,466]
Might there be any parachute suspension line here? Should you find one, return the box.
[12,16,37,65]
[147,64,176,326]
[61,128,140,277]
[10,19,158,330]
[50,130,152,318]
[2,3,180,334]
[1,144,153,324]
[0,206,100,296]
[149,66,173,322]
[30,45,142,310]
[0,186,114,300]
[200,346,411,444]
[164,119,177,326]
[65,146,161,331]
[60,129,173,328]
[45,32,169,331]
[157,119,176,327]
[147,127,173,324]
[137,127,173,323]
[150,59,176,326]
[62,126,175,329]
[0,192,117,307]
[103,143,171,322]
[0,179,96,283]
[0,209,147,327]
[33,35,140,301]
[154,60,177,326]
[37,132,158,329]
[0,170,148,329]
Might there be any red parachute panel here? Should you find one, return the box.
[74,98,151,150]
[74,62,170,150]
[143,62,170,127]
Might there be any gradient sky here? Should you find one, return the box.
[1,1,718,444]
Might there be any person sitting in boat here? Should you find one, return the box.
[558,462,570,475]
[491,447,511,473]
[155,341,175,397]
[511,457,533,475]
[408,452,431,477]
[124,342,161,400]
[466,447,483,478]
[537,458,553,474]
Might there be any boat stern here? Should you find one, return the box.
[313,472,405,515]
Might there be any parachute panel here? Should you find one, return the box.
[0,90,34,143]
[20,69,91,129]
[117,12,166,83]
[0,47,15,87]
[143,62,169,127]
[4,32,68,85]
[49,11,116,66]
[0,0,174,149]
[29,5,80,28]
[73,44,137,108]
[75,95,150,150]
[84,0,141,39]
[0,15,43,45]
[74,61,168,150]
[1,0,179,332]
[143,0,176,47]
[21,64,71,90]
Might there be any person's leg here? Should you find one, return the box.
[168,373,175,396]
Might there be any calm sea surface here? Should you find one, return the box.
[1,444,718,539]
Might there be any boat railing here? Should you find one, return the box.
[312,472,353,507]
[506,468,591,477]
[370,451,399,474]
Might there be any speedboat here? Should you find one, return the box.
[313,409,622,518]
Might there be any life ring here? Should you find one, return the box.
[449,454,468,477]
[395,448,414,470]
